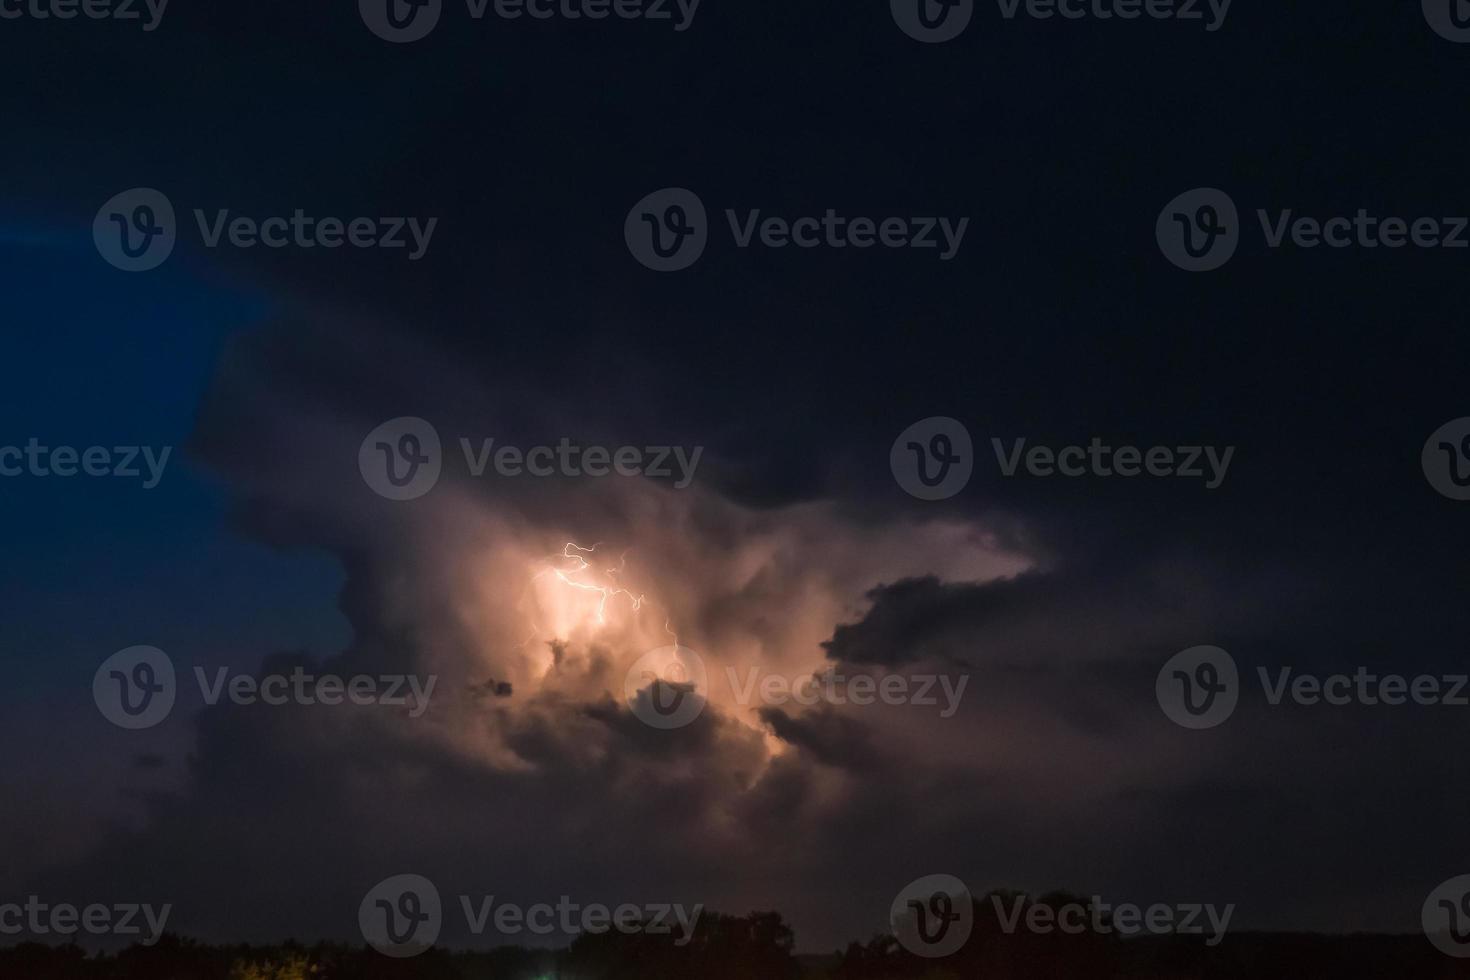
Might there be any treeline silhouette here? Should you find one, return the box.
[4,895,1469,979]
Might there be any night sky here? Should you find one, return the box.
[4,0,1470,957]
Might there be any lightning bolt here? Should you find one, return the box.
[548,542,646,624]
[514,542,677,653]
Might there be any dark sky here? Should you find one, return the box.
[3,0,1470,955]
